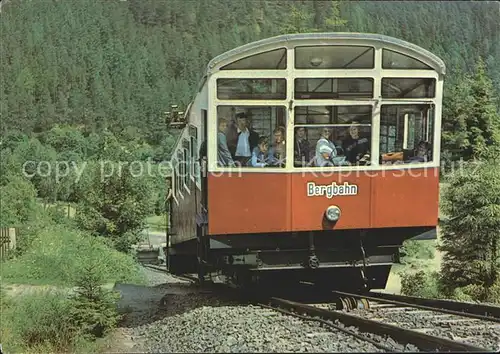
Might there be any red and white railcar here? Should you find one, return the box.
[166,32,445,291]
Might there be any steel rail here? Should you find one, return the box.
[257,302,398,352]
[367,291,500,320]
[333,290,500,324]
[267,297,492,352]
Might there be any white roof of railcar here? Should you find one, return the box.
[204,32,446,76]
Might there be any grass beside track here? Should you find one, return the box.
[0,223,146,353]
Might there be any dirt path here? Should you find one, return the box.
[104,267,195,353]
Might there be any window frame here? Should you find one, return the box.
[379,103,436,165]
[382,48,434,70]
[294,77,375,100]
[220,47,288,70]
[182,138,191,192]
[207,45,443,173]
[381,77,436,99]
[213,104,289,171]
[189,124,198,184]
[216,78,287,100]
[294,45,376,70]
[293,102,375,168]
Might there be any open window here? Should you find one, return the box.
[293,105,372,167]
[216,105,287,168]
[379,104,434,165]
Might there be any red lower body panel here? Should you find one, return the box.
[207,168,439,235]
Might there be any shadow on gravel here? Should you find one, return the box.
[113,282,233,328]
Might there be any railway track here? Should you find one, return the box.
[334,290,500,323]
[322,290,500,352]
[260,297,495,352]
[365,291,500,320]
[141,267,498,352]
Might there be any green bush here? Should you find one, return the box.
[2,290,77,351]
[449,280,500,304]
[400,240,435,263]
[0,289,110,353]
[400,270,442,298]
[2,224,145,286]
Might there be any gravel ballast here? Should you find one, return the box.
[349,306,500,351]
[115,267,421,352]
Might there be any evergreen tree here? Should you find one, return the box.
[439,156,500,300]
[442,58,500,161]
[467,58,500,159]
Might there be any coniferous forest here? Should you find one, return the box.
[1,0,499,142]
[1,2,500,352]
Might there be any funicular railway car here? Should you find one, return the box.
[165,33,445,291]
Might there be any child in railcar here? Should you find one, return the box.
[248,136,271,167]
[268,126,286,167]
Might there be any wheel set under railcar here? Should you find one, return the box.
[164,32,445,292]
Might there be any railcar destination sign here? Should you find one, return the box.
[307,181,358,198]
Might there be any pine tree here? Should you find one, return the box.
[439,157,500,301]
[467,58,500,159]
[442,58,500,161]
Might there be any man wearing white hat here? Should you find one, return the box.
[315,127,337,167]
[316,144,335,167]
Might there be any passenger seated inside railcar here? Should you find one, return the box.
[316,145,335,167]
[294,127,311,167]
[315,127,337,167]
[406,140,432,163]
[341,122,371,166]
[217,106,287,168]
[294,105,372,167]
[248,136,271,167]
[380,141,432,165]
[379,104,434,165]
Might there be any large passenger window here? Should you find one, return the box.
[382,78,436,98]
[217,79,286,100]
[294,105,372,167]
[221,48,287,70]
[295,46,374,69]
[380,105,434,165]
[216,105,287,168]
[294,78,373,99]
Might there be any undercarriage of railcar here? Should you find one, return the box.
[166,226,436,292]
